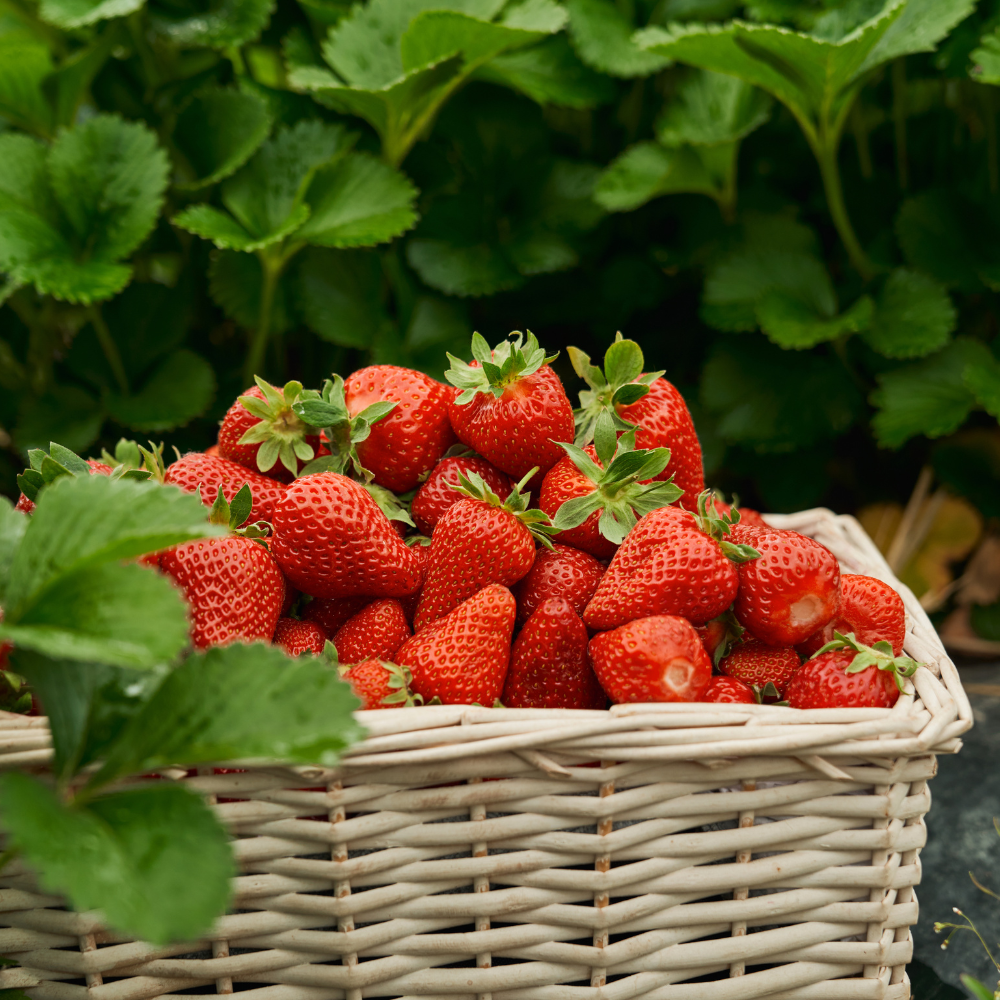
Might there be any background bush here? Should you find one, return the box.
[1,0,999,527]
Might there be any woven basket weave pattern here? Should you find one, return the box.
[0,509,972,1000]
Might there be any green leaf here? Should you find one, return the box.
[566,0,670,77]
[0,773,233,945]
[407,239,522,296]
[964,353,1000,420]
[475,35,615,108]
[151,0,276,48]
[594,141,721,212]
[95,642,363,786]
[863,268,956,359]
[172,87,272,189]
[757,290,873,349]
[40,0,143,29]
[870,337,992,449]
[960,976,995,1000]
[656,70,772,146]
[208,250,295,333]
[858,0,975,73]
[14,385,104,455]
[0,498,27,604]
[0,38,53,134]
[173,201,309,251]
[971,27,1000,85]
[296,152,418,247]
[105,349,217,432]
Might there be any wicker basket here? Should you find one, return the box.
[0,508,971,1000]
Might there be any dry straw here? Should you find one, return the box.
[0,509,971,999]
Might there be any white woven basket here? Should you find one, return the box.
[0,509,971,1000]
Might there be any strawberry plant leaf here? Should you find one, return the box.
[150,0,275,48]
[857,0,975,72]
[172,202,309,251]
[40,0,143,29]
[964,353,1000,420]
[0,773,233,945]
[104,349,217,432]
[862,268,956,359]
[208,250,295,333]
[13,385,104,455]
[407,239,523,296]
[656,70,771,147]
[0,497,28,603]
[594,141,720,211]
[971,26,1000,84]
[870,337,992,448]
[93,642,363,786]
[566,0,670,77]
[757,289,873,350]
[172,87,272,190]
[0,36,54,135]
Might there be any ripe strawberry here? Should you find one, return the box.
[588,615,712,704]
[398,541,430,622]
[515,543,605,626]
[785,633,919,709]
[271,472,422,599]
[719,639,799,697]
[274,617,327,656]
[164,451,286,524]
[734,529,840,646]
[446,331,574,482]
[397,584,516,705]
[218,378,321,479]
[583,495,758,631]
[304,595,372,634]
[205,444,220,457]
[333,599,411,663]
[411,456,513,536]
[503,599,606,709]
[342,659,421,709]
[14,494,34,514]
[695,610,745,664]
[798,574,906,657]
[414,470,555,632]
[701,676,757,704]
[344,365,457,493]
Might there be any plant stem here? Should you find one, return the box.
[816,134,873,282]
[245,253,282,386]
[850,102,873,179]
[892,58,908,190]
[90,306,129,395]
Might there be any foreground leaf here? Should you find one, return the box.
[0,499,28,603]
[0,774,233,945]
[40,0,144,29]
[567,0,670,77]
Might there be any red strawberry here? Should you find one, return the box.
[588,615,712,704]
[695,610,745,664]
[164,452,286,525]
[411,456,513,536]
[701,676,757,704]
[274,617,327,656]
[333,599,411,663]
[785,634,919,709]
[446,331,574,482]
[719,639,799,697]
[344,365,457,493]
[798,574,906,657]
[14,494,34,514]
[734,529,840,646]
[414,470,555,632]
[399,541,430,622]
[271,472,422,599]
[304,596,372,634]
[515,543,605,626]
[502,598,606,709]
[218,378,321,479]
[397,584,516,705]
[280,580,299,617]
[342,659,421,709]
[205,444,220,457]
[539,446,616,559]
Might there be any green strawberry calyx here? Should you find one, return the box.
[550,418,682,546]
[17,441,151,502]
[237,376,318,477]
[446,330,557,404]
[567,332,665,447]
[337,657,425,708]
[206,484,270,541]
[451,467,560,549]
[812,631,922,692]
[704,609,746,666]
[693,490,761,564]
[291,374,396,484]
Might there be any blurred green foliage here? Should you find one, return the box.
[1,0,1000,519]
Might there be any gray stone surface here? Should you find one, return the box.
[912,664,1000,994]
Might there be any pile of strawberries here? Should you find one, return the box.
[14,332,920,712]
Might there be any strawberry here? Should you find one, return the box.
[710,496,767,529]
[304,595,372,634]
[798,574,906,657]
[588,615,712,704]
[445,331,575,482]
[333,599,411,663]
[701,676,757,704]
[274,617,327,656]
[539,429,683,559]
[344,365,457,493]
[567,335,704,510]
[218,378,321,479]
[719,638,800,697]
[411,456,513,535]
[399,540,430,622]
[164,451,286,524]
[785,632,919,709]
[271,472,422,599]
[414,470,556,632]
[583,494,759,631]
[205,444,220,457]
[159,490,283,649]
[16,444,115,514]
[502,598,606,709]
[734,528,840,646]
[342,659,422,709]
[515,543,605,626]
[695,610,745,664]
[14,494,34,514]
[398,584,516,705]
